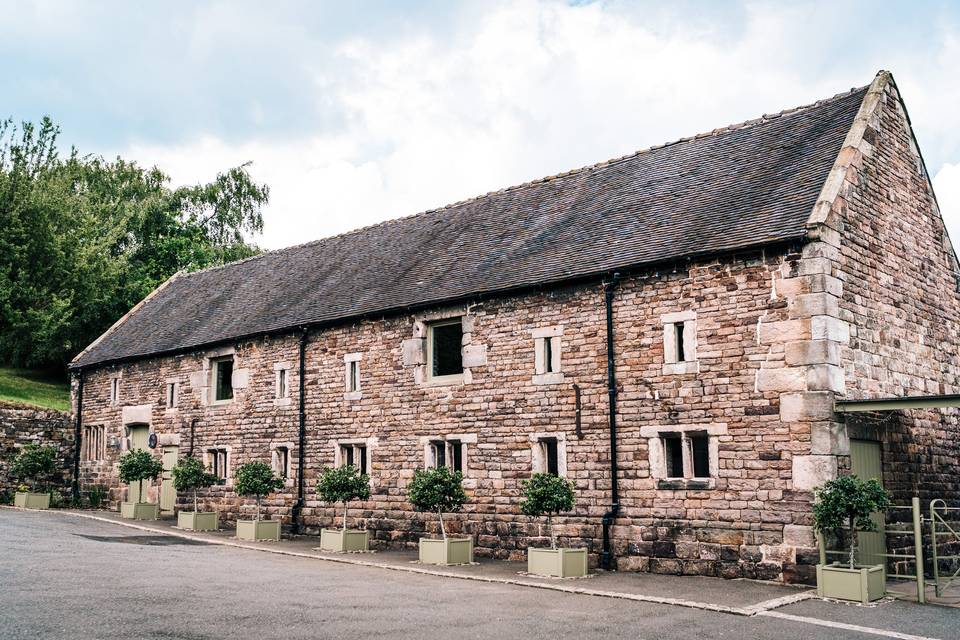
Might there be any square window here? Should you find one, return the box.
[428,319,463,379]
[691,433,710,478]
[207,448,229,481]
[663,435,684,478]
[213,358,234,402]
[166,382,178,408]
[340,444,367,475]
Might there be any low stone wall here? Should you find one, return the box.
[0,401,74,495]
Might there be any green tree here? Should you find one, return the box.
[520,473,575,549]
[0,117,269,370]
[316,465,371,531]
[234,462,284,521]
[171,455,218,513]
[407,466,467,539]
[813,475,891,569]
[117,450,163,504]
[11,444,57,492]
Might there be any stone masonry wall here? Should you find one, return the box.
[0,401,73,496]
[75,243,837,583]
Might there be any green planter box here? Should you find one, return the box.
[527,547,588,578]
[14,492,50,509]
[418,537,473,566]
[236,519,281,541]
[120,502,159,520]
[816,563,885,603]
[320,528,370,552]
[177,511,219,531]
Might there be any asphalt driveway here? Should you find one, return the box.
[1,509,955,640]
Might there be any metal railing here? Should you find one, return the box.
[930,499,960,598]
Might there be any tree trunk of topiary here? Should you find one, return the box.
[548,514,556,549]
[137,479,143,504]
[848,517,858,569]
[343,502,348,532]
[194,488,199,513]
[256,494,262,521]
[438,508,446,539]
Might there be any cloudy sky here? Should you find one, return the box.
[3,0,960,250]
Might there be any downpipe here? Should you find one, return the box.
[71,369,84,502]
[601,273,621,571]
[290,327,309,534]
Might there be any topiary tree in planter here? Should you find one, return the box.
[118,449,164,520]
[172,456,219,531]
[520,473,586,577]
[12,445,57,509]
[813,474,892,603]
[407,466,471,565]
[316,465,372,552]
[233,461,285,541]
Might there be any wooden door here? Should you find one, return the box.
[850,439,886,569]
[128,425,150,503]
[160,446,179,513]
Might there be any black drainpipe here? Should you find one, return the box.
[601,273,621,570]
[290,327,308,534]
[71,369,84,503]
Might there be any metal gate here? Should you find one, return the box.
[930,499,960,598]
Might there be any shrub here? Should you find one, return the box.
[316,465,371,531]
[117,450,164,503]
[234,462,284,521]
[11,444,57,492]
[407,466,467,539]
[86,485,108,510]
[813,475,891,569]
[172,456,218,513]
[520,473,575,549]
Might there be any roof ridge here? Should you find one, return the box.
[175,81,871,281]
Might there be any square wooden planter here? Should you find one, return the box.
[527,547,588,578]
[320,528,370,552]
[14,492,50,509]
[816,563,885,603]
[418,537,473,565]
[236,519,281,541]
[177,511,219,531]
[120,502,159,520]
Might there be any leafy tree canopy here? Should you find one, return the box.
[407,466,467,515]
[813,475,891,569]
[520,473,575,519]
[316,465,371,505]
[172,455,217,492]
[11,444,57,489]
[117,449,164,504]
[234,462,284,521]
[0,117,269,370]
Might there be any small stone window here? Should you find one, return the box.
[663,434,683,478]
[428,318,463,381]
[530,432,567,477]
[165,382,179,409]
[109,376,120,405]
[344,353,362,400]
[207,448,229,481]
[642,423,726,489]
[532,326,564,384]
[662,311,698,375]
[339,443,368,475]
[277,369,288,399]
[425,438,465,473]
[272,445,290,478]
[82,425,106,461]
[212,357,234,402]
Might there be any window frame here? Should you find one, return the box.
[205,447,231,483]
[165,381,179,410]
[344,353,362,400]
[334,438,375,478]
[529,432,567,477]
[641,423,726,489]
[109,376,120,406]
[421,434,475,475]
[532,326,564,384]
[661,311,698,375]
[426,318,464,383]
[211,356,235,404]
[81,425,106,461]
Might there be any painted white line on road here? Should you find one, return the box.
[759,610,944,640]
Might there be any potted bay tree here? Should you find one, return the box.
[12,445,57,509]
[408,466,472,565]
[814,475,891,603]
[522,473,586,578]
[172,456,219,531]
[234,461,285,541]
[118,449,164,520]
[317,465,372,552]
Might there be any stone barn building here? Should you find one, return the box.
[69,71,960,583]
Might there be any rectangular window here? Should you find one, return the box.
[691,433,710,478]
[277,369,288,399]
[213,357,234,402]
[207,448,229,481]
[272,446,290,478]
[348,360,360,393]
[429,319,463,379]
[166,382,178,408]
[82,425,106,461]
[448,440,463,473]
[429,440,446,468]
[674,323,686,362]
[663,435,684,478]
[110,377,120,405]
[540,437,559,476]
[543,338,554,373]
[340,444,367,475]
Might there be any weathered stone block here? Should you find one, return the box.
[792,455,838,491]
[806,364,845,393]
[789,293,839,319]
[810,422,849,455]
[756,367,807,392]
[780,391,835,421]
[757,319,810,345]
[401,338,425,366]
[462,344,487,368]
[785,340,840,366]
[783,525,816,548]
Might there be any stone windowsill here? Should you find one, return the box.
[532,372,565,385]
[662,361,699,376]
[274,397,292,408]
[656,478,715,491]
[344,391,363,401]
[421,373,465,388]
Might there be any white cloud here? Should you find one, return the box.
[934,163,960,248]
[116,1,960,251]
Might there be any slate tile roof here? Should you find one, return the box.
[72,84,868,368]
